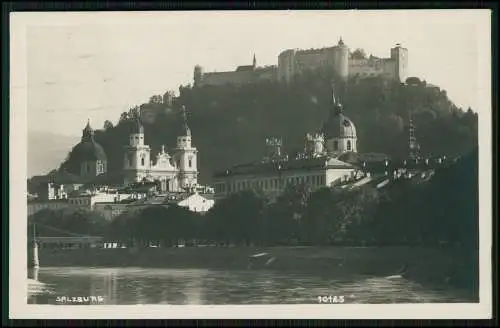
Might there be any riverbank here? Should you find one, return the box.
[31,246,478,295]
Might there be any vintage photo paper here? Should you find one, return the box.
[9,10,492,319]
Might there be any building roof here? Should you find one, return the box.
[46,170,82,184]
[236,65,255,71]
[84,171,126,187]
[322,111,357,139]
[72,140,107,162]
[322,85,357,139]
[72,120,107,162]
[338,152,390,164]
[28,199,69,205]
[213,156,355,178]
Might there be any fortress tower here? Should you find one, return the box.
[193,65,204,87]
[332,37,349,80]
[390,43,409,82]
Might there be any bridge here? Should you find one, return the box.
[28,221,104,249]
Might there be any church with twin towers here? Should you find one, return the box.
[123,105,199,192]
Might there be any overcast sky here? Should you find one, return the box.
[20,10,491,137]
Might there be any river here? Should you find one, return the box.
[27,266,476,305]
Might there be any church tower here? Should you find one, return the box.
[123,119,151,185]
[74,119,107,181]
[173,105,198,190]
[253,53,257,69]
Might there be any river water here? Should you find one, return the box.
[28,266,475,305]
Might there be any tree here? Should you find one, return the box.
[119,112,129,123]
[206,190,267,246]
[263,183,312,245]
[351,48,367,60]
[103,120,114,131]
[53,69,477,193]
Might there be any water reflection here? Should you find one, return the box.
[27,267,474,305]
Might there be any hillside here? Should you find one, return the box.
[57,73,478,184]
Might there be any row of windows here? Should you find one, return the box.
[215,175,326,193]
[69,198,91,205]
[129,155,193,168]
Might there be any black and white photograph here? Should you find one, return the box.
[9,9,492,319]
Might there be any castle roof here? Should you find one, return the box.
[213,156,355,178]
[236,65,254,72]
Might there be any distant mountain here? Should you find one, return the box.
[28,131,79,178]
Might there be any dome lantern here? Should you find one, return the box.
[81,119,95,141]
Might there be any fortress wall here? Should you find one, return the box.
[199,70,257,86]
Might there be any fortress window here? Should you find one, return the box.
[347,140,352,151]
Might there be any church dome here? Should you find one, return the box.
[72,141,107,162]
[322,102,357,139]
[72,120,107,162]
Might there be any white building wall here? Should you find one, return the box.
[325,168,357,186]
[213,169,330,199]
[177,193,215,213]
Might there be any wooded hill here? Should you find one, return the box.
[56,71,478,184]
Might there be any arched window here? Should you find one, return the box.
[141,156,145,166]
[333,140,339,151]
[188,158,193,167]
[347,140,352,151]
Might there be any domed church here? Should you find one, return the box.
[322,86,357,157]
[71,120,107,181]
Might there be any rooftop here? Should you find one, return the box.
[213,156,356,178]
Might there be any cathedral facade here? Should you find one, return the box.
[123,106,198,192]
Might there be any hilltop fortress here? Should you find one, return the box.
[193,38,408,87]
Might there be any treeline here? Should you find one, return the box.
[56,72,478,184]
[31,148,478,249]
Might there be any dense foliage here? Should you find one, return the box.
[56,73,478,184]
[31,148,478,249]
